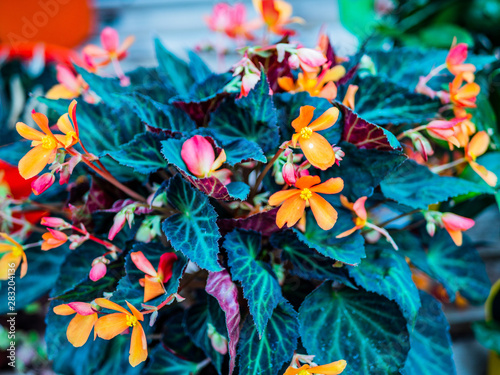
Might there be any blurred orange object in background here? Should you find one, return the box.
[0,0,94,64]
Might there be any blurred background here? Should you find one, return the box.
[1,0,500,374]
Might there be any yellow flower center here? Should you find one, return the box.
[297,370,310,375]
[355,217,367,227]
[469,151,476,161]
[299,188,312,201]
[11,246,23,257]
[41,136,56,150]
[300,127,313,140]
[126,314,138,327]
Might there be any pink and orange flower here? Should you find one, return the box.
[205,3,259,40]
[268,175,343,230]
[94,298,148,367]
[181,135,232,184]
[290,106,339,170]
[424,211,475,246]
[130,251,178,302]
[53,302,98,347]
[253,0,304,36]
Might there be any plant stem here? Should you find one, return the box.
[431,157,466,174]
[378,209,421,228]
[397,125,428,140]
[70,225,122,253]
[250,148,284,197]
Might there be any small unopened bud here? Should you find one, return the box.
[32,173,55,195]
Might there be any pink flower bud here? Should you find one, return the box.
[296,48,327,72]
[31,173,55,195]
[441,213,475,231]
[426,221,436,237]
[89,261,107,282]
[241,72,260,97]
[288,54,300,70]
[108,211,127,240]
[41,217,69,228]
[101,27,119,52]
[282,162,297,185]
[181,135,216,177]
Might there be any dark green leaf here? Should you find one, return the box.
[401,291,456,375]
[108,132,168,175]
[162,174,222,272]
[299,283,410,375]
[321,142,407,200]
[348,244,421,324]
[395,231,491,304]
[188,50,212,83]
[473,321,500,354]
[238,302,299,375]
[209,72,279,153]
[145,345,201,374]
[381,159,491,209]
[155,38,194,96]
[293,208,366,265]
[224,229,283,336]
[270,229,355,287]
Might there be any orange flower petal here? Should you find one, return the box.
[53,304,76,316]
[0,233,22,247]
[309,360,347,374]
[16,122,44,141]
[94,313,129,340]
[18,145,54,179]
[268,189,300,206]
[0,253,21,280]
[57,113,75,135]
[118,36,135,56]
[353,196,368,221]
[277,76,296,92]
[284,365,308,375]
[295,175,321,189]
[130,251,157,277]
[94,298,130,314]
[143,276,166,302]
[470,161,498,187]
[46,84,78,100]
[20,252,28,278]
[211,149,227,172]
[67,313,97,347]
[129,324,148,367]
[276,195,306,228]
[291,105,315,131]
[309,193,338,230]
[319,81,338,101]
[308,107,339,132]
[446,228,463,246]
[31,111,51,135]
[310,177,344,195]
[467,131,490,158]
[299,132,335,170]
[126,301,144,321]
[456,82,480,100]
[335,226,359,239]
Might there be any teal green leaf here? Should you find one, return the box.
[155,38,194,96]
[145,345,202,374]
[0,243,69,314]
[224,229,283,336]
[108,132,168,175]
[381,159,491,209]
[473,321,500,354]
[162,174,222,272]
[188,50,212,83]
[321,142,407,200]
[270,229,355,287]
[293,208,365,265]
[184,299,227,374]
[209,72,279,153]
[274,92,342,145]
[111,242,187,307]
[299,283,410,375]
[237,302,299,375]
[118,92,196,132]
[348,244,421,324]
[401,291,456,375]
[395,231,491,305]
[345,76,441,126]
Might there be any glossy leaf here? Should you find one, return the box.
[145,345,201,375]
[162,174,222,272]
[299,283,410,375]
[237,302,299,375]
[348,244,421,325]
[401,291,456,375]
[382,160,491,209]
[224,229,283,336]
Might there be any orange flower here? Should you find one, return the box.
[41,228,68,251]
[53,302,98,347]
[278,66,345,101]
[441,213,475,247]
[94,298,148,367]
[465,131,498,187]
[0,233,27,280]
[342,84,358,110]
[283,360,347,375]
[446,42,476,78]
[336,195,398,250]
[449,73,480,109]
[56,100,80,148]
[268,175,343,230]
[130,251,178,302]
[290,106,339,170]
[252,0,304,36]
[16,111,63,179]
